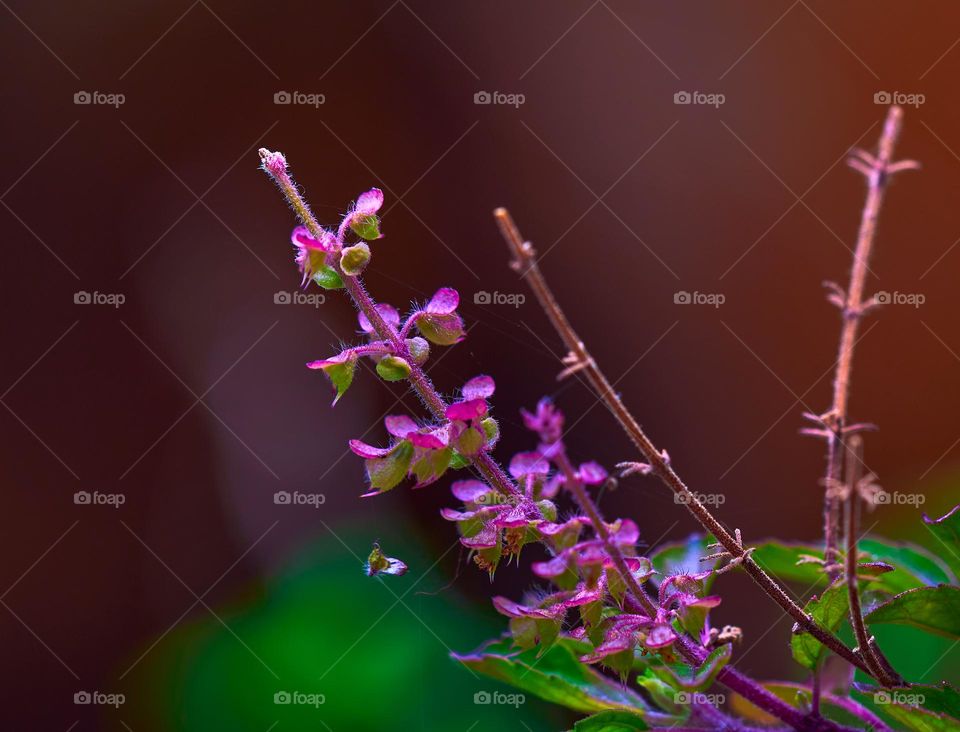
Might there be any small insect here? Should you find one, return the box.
[365,541,408,577]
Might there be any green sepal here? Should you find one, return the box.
[339,242,371,276]
[375,355,411,382]
[350,213,381,241]
[365,440,414,492]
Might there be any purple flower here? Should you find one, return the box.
[338,188,385,242]
[358,304,401,335]
[292,225,338,285]
[404,288,466,346]
[521,398,565,445]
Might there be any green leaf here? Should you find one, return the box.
[911,682,960,719]
[649,534,717,591]
[749,539,954,594]
[416,313,465,346]
[650,643,732,692]
[859,538,956,591]
[311,263,344,290]
[884,702,960,732]
[350,213,381,241]
[449,451,470,470]
[923,505,960,579]
[365,440,413,492]
[455,426,485,456]
[411,447,451,487]
[791,579,849,670]
[453,637,672,722]
[865,585,960,639]
[375,356,411,382]
[572,710,650,731]
[480,417,500,447]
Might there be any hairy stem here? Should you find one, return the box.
[554,448,658,617]
[494,208,874,678]
[260,151,850,731]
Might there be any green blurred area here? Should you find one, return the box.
[115,525,568,732]
[102,500,960,731]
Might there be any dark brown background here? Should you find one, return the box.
[3,1,960,729]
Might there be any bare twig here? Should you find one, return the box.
[818,106,919,573]
[494,208,875,678]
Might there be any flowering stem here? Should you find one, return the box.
[261,151,852,732]
[821,106,916,575]
[258,149,524,504]
[494,208,875,678]
[554,448,658,617]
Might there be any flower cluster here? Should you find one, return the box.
[292,188,383,285]
[306,288,466,404]
[443,397,721,672]
[348,375,499,496]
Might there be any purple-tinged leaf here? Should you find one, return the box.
[509,452,550,478]
[578,462,608,485]
[358,303,401,334]
[462,374,495,400]
[425,287,459,314]
[416,312,465,346]
[446,398,488,423]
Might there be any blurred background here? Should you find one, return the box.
[2,1,960,729]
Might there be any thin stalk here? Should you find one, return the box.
[494,207,874,678]
[554,448,658,617]
[821,106,916,573]
[843,437,901,685]
[260,151,850,731]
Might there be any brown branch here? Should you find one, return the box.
[494,208,876,678]
[820,106,919,574]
